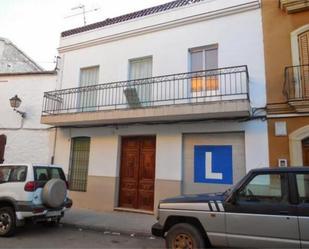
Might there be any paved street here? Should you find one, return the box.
[0,224,165,248]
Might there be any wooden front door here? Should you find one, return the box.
[302,138,309,166]
[0,135,6,164]
[119,136,156,211]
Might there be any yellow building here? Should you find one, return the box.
[262,0,309,167]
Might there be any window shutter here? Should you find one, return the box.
[298,31,309,65]
[298,31,309,98]
[80,67,99,87]
[128,57,153,105]
[79,66,99,110]
[129,57,152,80]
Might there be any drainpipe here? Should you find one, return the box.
[51,127,58,164]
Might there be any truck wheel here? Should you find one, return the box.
[166,223,205,249]
[0,207,16,237]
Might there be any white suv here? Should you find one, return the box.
[0,163,72,236]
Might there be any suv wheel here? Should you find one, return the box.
[0,207,16,237]
[166,223,205,249]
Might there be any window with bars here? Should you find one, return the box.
[68,137,91,192]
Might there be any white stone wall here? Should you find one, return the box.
[0,74,56,164]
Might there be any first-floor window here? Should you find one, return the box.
[68,137,91,192]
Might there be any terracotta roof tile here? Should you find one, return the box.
[61,0,204,37]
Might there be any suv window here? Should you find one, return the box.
[34,167,66,182]
[238,173,284,203]
[0,166,27,183]
[296,173,309,203]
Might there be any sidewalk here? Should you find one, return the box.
[61,208,157,236]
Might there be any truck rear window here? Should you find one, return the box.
[34,167,66,182]
[0,166,27,183]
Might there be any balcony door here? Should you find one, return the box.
[298,30,309,99]
[190,45,219,101]
[79,66,99,112]
[126,57,152,107]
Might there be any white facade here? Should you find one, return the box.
[58,0,265,109]
[49,0,269,212]
[0,73,56,164]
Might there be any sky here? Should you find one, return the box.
[0,0,171,70]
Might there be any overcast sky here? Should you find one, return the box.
[0,0,170,70]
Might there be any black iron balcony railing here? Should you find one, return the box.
[42,65,249,115]
[284,64,309,101]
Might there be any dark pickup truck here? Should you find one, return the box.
[153,167,309,249]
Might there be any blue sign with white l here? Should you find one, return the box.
[194,145,233,184]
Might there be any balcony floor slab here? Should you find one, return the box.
[41,99,251,126]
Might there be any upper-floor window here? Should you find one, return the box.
[80,66,100,87]
[79,66,99,110]
[129,57,152,80]
[126,57,153,106]
[298,30,309,66]
[190,45,218,92]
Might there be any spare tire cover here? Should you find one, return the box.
[42,179,67,208]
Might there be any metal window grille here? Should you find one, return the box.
[68,137,91,192]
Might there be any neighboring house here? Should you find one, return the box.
[0,37,56,164]
[262,0,309,167]
[0,37,42,73]
[41,0,268,212]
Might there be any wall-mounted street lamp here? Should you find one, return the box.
[9,95,26,118]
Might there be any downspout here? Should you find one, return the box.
[51,127,58,164]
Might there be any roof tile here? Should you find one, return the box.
[61,0,203,37]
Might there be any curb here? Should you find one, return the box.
[61,222,154,238]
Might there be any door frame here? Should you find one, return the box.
[289,125,309,166]
[118,135,156,211]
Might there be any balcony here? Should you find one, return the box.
[41,65,250,126]
[284,64,309,112]
[280,0,309,14]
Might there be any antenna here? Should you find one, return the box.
[65,4,100,26]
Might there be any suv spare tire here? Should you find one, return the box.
[42,179,67,208]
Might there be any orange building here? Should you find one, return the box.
[262,0,309,167]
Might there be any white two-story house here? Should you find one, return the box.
[41,0,269,213]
